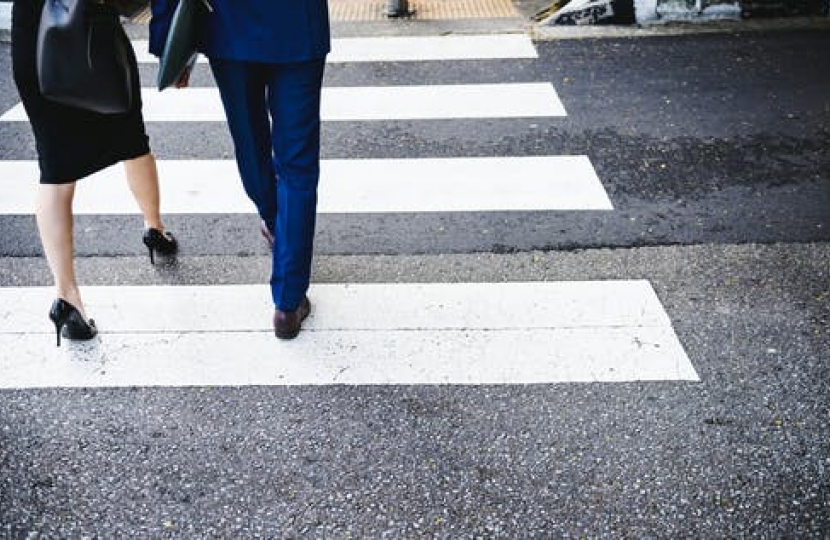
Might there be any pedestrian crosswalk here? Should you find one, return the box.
[0,33,697,388]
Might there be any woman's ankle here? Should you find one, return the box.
[56,287,85,315]
[144,220,165,232]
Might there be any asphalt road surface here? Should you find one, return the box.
[0,22,828,538]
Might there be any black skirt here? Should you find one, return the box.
[11,0,151,184]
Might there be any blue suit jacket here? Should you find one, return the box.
[150,0,330,63]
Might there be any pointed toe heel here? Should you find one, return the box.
[143,228,178,265]
[49,299,98,347]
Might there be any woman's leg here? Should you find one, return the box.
[35,182,87,318]
[123,152,165,231]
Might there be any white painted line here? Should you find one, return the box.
[331,34,540,62]
[0,3,10,32]
[0,156,613,214]
[0,83,566,122]
[0,282,698,388]
[132,35,538,64]
[131,42,206,64]
[0,282,675,332]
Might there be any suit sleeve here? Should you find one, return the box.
[148,0,179,57]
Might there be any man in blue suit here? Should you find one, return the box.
[151,0,331,339]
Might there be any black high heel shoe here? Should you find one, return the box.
[48,299,97,347]
[142,228,178,265]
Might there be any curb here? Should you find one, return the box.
[531,15,830,39]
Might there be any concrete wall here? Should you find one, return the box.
[640,0,741,22]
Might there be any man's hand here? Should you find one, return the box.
[175,66,192,88]
[174,55,199,89]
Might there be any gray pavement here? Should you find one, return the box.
[1,243,829,536]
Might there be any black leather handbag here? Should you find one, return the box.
[36,0,134,114]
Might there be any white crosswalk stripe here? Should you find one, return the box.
[132,35,539,63]
[0,282,698,388]
[0,157,613,214]
[0,83,567,122]
[0,33,695,388]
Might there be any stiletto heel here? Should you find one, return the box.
[52,317,61,347]
[48,299,97,347]
[142,228,178,265]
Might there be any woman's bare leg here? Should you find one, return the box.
[123,152,165,231]
[36,182,87,318]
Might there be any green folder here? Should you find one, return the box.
[157,0,212,90]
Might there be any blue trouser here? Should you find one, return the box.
[209,58,325,311]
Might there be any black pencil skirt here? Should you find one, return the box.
[11,0,151,184]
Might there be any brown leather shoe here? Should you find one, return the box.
[274,296,311,340]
